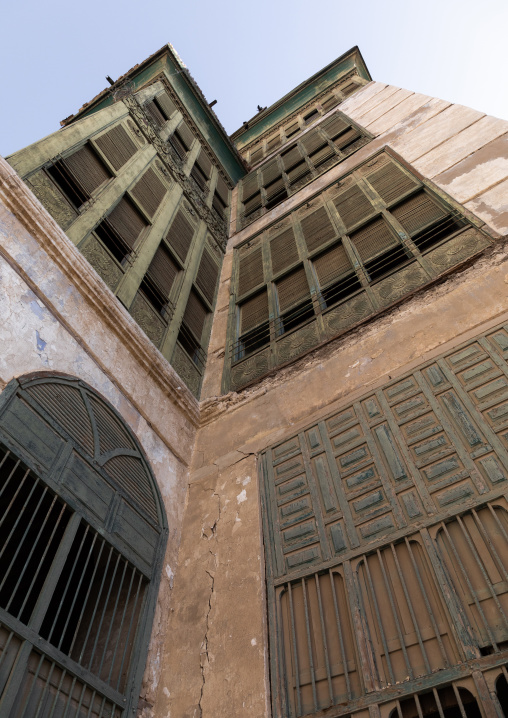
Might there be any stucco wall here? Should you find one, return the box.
[154,84,508,718]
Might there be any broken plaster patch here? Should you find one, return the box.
[251,638,257,646]
[35,330,47,351]
[165,564,174,589]
[237,489,247,504]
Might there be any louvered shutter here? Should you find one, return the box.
[195,248,219,304]
[300,129,326,155]
[191,164,208,192]
[212,192,226,218]
[240,290,269,333]
[287,161,311,185]
[242,171,260,202]
[333,185,375,230]
[145,100,166,127]
[156,92,176,119]
[65,145,111,196]
[334,127,361,151]
[314,243,352,287]
[350,217,397,262]
[165,209,194,262]
[277,266,310,313]
[250,146,264,164]
[106,198,147,249]
[285,122,299,138]
[177,121,194,151]
[169,131,187,159]
[131,167,167,218]
[238,246,264,296]
[321,94,340,112]
[303,109,319,125]
[281,145,303,172]
[366,161,419,204]
[270,227,299,274]
[95,125,137,171]
[265,177,285,201]
[215,175,229,206]
[146,244,179,298]
[196,149,212,179]
[267,134,281,152]
[262,158,281,187]
[182,289,208,341]
[243,192,262,217]
[320,114,349,140]
[309,143,335,167]
[341,83,358,97]
[300,207,336,252]
[391,191,447,235]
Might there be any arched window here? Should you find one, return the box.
[0,374,168,717]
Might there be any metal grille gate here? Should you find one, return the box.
[0,375,167,718]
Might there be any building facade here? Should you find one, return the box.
[1,44,508,718]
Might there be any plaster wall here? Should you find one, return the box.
[0,156,199,711]
[154,84,508,718]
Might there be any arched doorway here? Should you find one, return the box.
[0,374,168,717]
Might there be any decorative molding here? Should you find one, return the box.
[80,234,124,292]
[123,94,229,252]
[0,157,200,432]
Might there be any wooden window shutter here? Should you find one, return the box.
[196,149,212,179]
[190,163,208,192]
[95,125,137,171]
[321,94,340,112]
[106,197,147,249]
[182,289,208,341]
[287,161,311,185]
[212,192,226,218]
[242,171,260,202]
[243,192,262,217]
[177,121,194,151]
[238,246,264,296]
[65,145,111,196]
[313,243,352,287]
[341,82,358,97]
[262,158,281,187]
[270,227,299,275]
[267,134,281,152]
[165,209,194,262]
[145,100,166,127]
[333,185,375,230]
[300,129,326,156]
[350,217,397,262]
[281,145,303,172]
[300,207,336,253]
[215,175,229,206]
[250,146,264,164]
[277,266,310,313]
[195,248,219,304]
[240,290,269,333]
[169,131,188,159]
[131,167,167,218]
[156,91,176,119]
[146,243,179,298]
[334,127,361,151]
[264,177,285,201]
[366,161,419,204]
[391,191,447,235]
[303,108,319,125]
[320,114,349,140]
[309,143,335,168]
[285,121,299,138]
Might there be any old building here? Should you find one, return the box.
[1,43,508,718]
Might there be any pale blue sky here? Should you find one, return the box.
[2,0,507,157]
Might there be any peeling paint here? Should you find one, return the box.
[236,489,247,504]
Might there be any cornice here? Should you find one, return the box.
[0,157,201,432]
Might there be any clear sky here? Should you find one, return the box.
[1,0,507,158]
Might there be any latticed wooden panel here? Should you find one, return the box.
[300,206,337,253]
[333,185,375,230]
[262,320,508,718]
[146,243,179,298]
[182,289,208,341]
[350,217,397,262]
[313,242,352,286]
[365,160,419,204]
[391,190,447,235]
[95,124,138,171]
[241,290,269,333]
[64,144,111,196]
[276,266,310,313]
[130,167,167,218]
[238,245,264,297]
[195,247,219,304]
[270,227,299,275]
[106,197,147,250]
[165,208,195,263]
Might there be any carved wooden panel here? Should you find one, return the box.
[262,320,508,718]
[129,290,167,347]
[79,234,124,291]
[26,170,78,230]
[171,343,202,397]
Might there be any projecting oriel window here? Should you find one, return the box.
[226,152,492,392]
[0,374,167,718]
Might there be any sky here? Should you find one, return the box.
[1,0,507,158]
